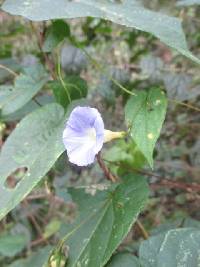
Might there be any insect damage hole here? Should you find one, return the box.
[4,167,28,189]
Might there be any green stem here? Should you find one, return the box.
[57,53,71,103]
[169,98,200,112]
[0,64,18,77]
[71,40,200,113]
[76,44,136,97]
[136,220,149,240]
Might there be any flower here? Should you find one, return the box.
[63,106,104,166]
[63,106,126,166]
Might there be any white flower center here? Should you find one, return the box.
[86,128,96,143]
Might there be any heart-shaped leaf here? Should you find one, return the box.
[54,175,149,267]
[2,0,200,64]
[0,103,65,220]
[139,228,200,267]
[125,88,167,168]
[0,64,48,118]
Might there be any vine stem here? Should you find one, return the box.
[136,220,149,240]
[57,51,71,103]
[169,98,200,112]
[0,64,18,77]
[104,159,200,193]
[75,43,136,96]
[80,45,200,113]
[23,199,49,246]
[30,22,56,80]
[96,152,118,183]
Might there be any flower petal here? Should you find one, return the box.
[62,106,104,166]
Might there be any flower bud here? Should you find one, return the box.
[104,130,126,143]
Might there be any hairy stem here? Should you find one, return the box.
[96,152,118,183]
[169,98,200,112]
[136,219,149,240]
[0,64,18,77]
[31,22,56,79]
[104,159,200,192]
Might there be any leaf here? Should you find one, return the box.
[7,246,53,267]
[43,20,70,52]
[56,175,149,267]
[107,253,141,267]
[43,219,62,239]
[0,233,29,257]
[150,218,200,236]
[2,95,55,122]
[103,139,146,174]
[125,88,167,168]
[49,75,88,109]
[183,218,200,228]
[2,0,200,64]
[0,103,65,220]
[0,64,48,118]
[177,0,200,6]
[139,228,200,267]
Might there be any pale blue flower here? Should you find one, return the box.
[63,106,104,166]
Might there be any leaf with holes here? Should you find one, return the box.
[0,103,65,220]
[2,0,200,64]
[139,228,200,267]
[125,88,167,168]
[0,64,48,119]
[54,175,149,267]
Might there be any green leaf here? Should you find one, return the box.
[0,233,28,257]
[177,0,200,6]
[103,140,146,177]
[139,228,200,267]
[107,253,141,267]
[43,20,70,52]
[7,246,53,267]
[49,76,88,109]
[2,95,55,122]
[2,0,200,64]
[0,103,65,220]
[43,219,62,239]
[56,175,149,267]
[125,88,167,168]
[0,64,48,118]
